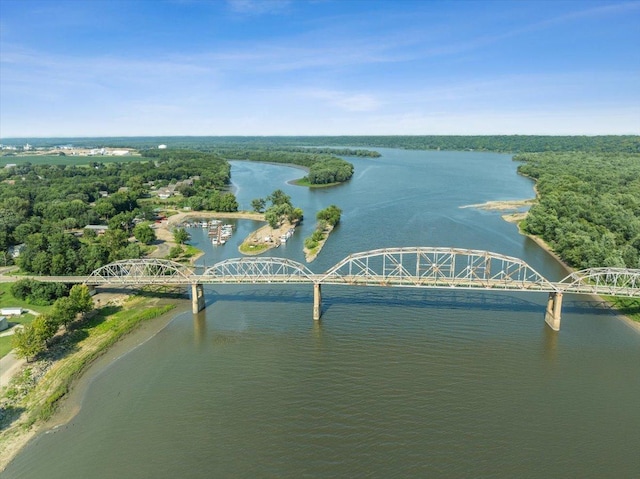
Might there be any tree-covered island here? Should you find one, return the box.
[304,205,342,262]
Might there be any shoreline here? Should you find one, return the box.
[0,293,187,472]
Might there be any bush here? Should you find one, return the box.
[10,279,69,305]
[304,237,318,250]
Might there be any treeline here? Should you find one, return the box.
[516,152,640,269]
[288,135,639,154]
[4,135,637,154]
[11,279,70,305]
[0,150,235,274]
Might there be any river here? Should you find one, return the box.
[4,149,640,478]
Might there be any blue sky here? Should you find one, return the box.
[1,0,639,137]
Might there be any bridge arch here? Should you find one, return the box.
[86,258,194,285]
[320,247,558,291]
[202,257,315,284]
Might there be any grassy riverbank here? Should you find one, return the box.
[0,295,178,471]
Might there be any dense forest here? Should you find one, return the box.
[0,150,234,274]
[3,135,638,154]
[516,152,640,269]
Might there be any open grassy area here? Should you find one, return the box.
[291,177,341,188]
[239,242,270,254]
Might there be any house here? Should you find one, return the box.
[0,316,7,331]
[157,188,173,199]
[1,307,23,316]
[84,225,109,235]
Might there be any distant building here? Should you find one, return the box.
[84,225,109,235]
[158,144,167,149]
[1,307,23,316]
[157,188,173,199]
[111,150,130,156]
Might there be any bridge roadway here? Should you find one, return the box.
[2,247,639,331]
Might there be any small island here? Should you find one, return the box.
[304,205,342,262]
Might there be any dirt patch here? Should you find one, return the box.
[239,220,297,255]
[460,199,535,211]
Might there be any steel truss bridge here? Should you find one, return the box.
[74,247,640,331]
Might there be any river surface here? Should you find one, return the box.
[4,149,640,478]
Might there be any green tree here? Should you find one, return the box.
[168,245,183,259]
[267,189,291,207]
[52,296,78,329]
[251,198,266,213]
[316,205,342,226]
[100,228,129,261]
[32,314,59,346]
[265,209,280,229]
[12,324,45,361]
[173,228,190,244]
[133,223,156,245]
[68,284,94,316]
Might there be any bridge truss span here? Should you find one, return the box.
[76,248,640,331]
[558,267,640,297]
[201,257,316,284]
[319,247,558,292]
[86,258,194,285]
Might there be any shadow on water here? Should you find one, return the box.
[202,287,621,318]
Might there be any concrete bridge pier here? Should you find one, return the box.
[191,283,205,314]
[545,291,563,331]
[313,283,322,321]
